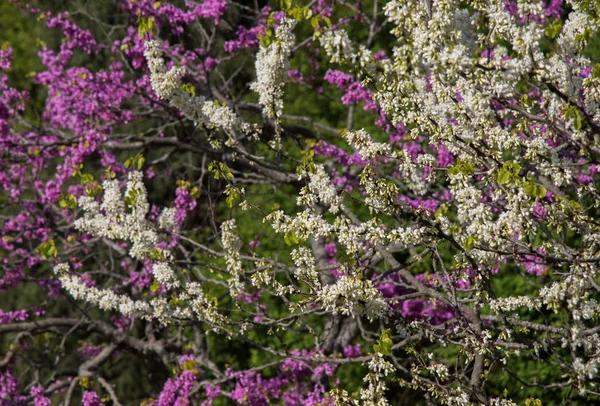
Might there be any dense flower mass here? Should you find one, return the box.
[3,0,600,405]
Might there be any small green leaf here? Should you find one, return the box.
[124,189,138,207]
[105,166,116,179]
[284,232,300,246]
[545,19,562,39]
[208,161,234,181]
[523,181,547,199]
[80,173,94,184]
[125,154,145,170]
[497,168,511,185]
[40,240,58,259]
[373,328,393,356]
[169,296,179,308]
[225,189,241,208]
[85,185,103,197]
[592,64,600,79]
[180,83,195,96]
[259,30,273,47]
[563,105,583,130]
[434,204,449,220]
[137,16,156,39]
[150,281,161,292]
[182,360,197,371]
[497,162,521,186]
[58,194,77,210]
[190,186,201,199]
[464,235,477,251]
[310,16,319,29]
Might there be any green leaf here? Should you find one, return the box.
[182,360,197,371]
[545,19,562,39]
[105,166,116,179]
[209,161,234,181]
[563,105,583,130]
[497,162,521,186]
[575,28,592,44]
[40,240,58,259]
[180,83,195,96]
[150,281,161,292]
[124,189,138,207]
[190,186,201,199]
[80,173,94,184]
[284,232,300,246]
[523,181,547,199]
[58,194,77,210]
[137,16,156,38]
[434,204,449,220]
[259,30,273,47]
[169,296,179,309]
[464,235,477,251]
[373,328,393,356]
[290,7,303,21]
[448,160,475,177]
[225,188,241,208]
[310,16,319,29]
[125,154,145,170]
[593,64,600,79]
[497,168,511,185]
[85,185,103,197]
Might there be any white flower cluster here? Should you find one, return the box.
[319,29,355,64]
[318,275,387,322]
[298,164,343,213]
[344,129,391,161]
[53,263,151,316]
[266,209,333,240]
[144,40,185,100]
[573,357,599,381]
[250,18,296,120]
[74,171,180,289]
[144,40,253,145]
[290,246,321,289]
[220,219,245,297]
[54,173,231,328]
[158,207,177,230]
[359,353,395,406]
[489,295,541,313]
[489,398,518,406]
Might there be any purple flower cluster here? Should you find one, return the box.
[152,371,196,406]
[313,142,367,167]
[224,25,261,52]
[81,390,102,406]
[30,385,51,406]
[0,370,26,405]
[342,343,361,358]
[174,187,198,224]
[0,309,28,324]
[324,70,376,111]
[504,0,563,25]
